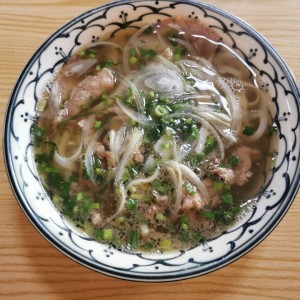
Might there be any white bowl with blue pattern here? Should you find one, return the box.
[3,0,300,282]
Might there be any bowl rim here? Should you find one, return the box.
[3,0,300,282]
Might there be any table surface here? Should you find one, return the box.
[1,0,299,299]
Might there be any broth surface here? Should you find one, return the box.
[33,17,277,253]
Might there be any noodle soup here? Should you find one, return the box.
[33,17,277,253]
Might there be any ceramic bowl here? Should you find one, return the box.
[4,0,300,282]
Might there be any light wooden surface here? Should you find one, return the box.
[0,0,299,299]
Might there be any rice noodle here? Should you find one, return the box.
[217,77,242,135]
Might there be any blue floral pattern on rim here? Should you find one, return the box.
[4,0,300,282]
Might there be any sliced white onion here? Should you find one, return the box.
[49,81,62,111]
[158,160,182,216]
[83,130,101,184]
[114,127,126,163]
[54,142,82,170]
[179,163,209,205]
[117,73,145,114]
[63,58,97,77]
[143,155,155,173]
[177,143,192,163]
[109,130,117,166]
[217,77,242,135]
[126,168,160,192]
[154,134,175,159]
[194,126,208,154]
[114,127,144,185]
[242,109,268,142]
[116,99,151,125]
[144,73,183,94]
[105,183,127,223]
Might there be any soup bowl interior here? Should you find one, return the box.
[4,0,300,282]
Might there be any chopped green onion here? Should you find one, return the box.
[129,48,136,57]
[72,205,79,214]
[127,198,138,210]
[161,143,171,149]
[116,216,126,224]
[69,172,79,182]
[181,223,189,231]
[173,53,181,61]
[129,230,139,249]
[140,48,157,60]
[243,126,254,136]
[79,50,86,57]
[36,98,47,112]
[183,181,196,195]
[129,56,138,64]
[160,239,172,249]
[156,212,166,221]
[213,181,223,191]
[222,193,233,204]
[87,48,97,58]
[154,105,169,116]
[181,232,189,242]
[129,193,144,200]
[204,135,217,154]
[76,192,84,202]
[102,229,113,240]
[32,126,45,147]
[103,60,112,68]
[180,215,189,225]
[173,48,188,61]
[143,26,154,35]
[268,124,278,135]
[185,118,193,125]
[191,125,199,140]
[229,155,239,167]
[223,183,231,190]
[201,210,215,220]
[52,195,62,206]
[148,90,155,99]
[144,241,153,251]
[94,120,102,128]
[90,202,100,209]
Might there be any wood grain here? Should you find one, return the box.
[0,1,299,299]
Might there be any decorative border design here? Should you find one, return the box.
[4,0,300,281]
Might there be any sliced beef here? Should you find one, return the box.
[159,17,220,59]
[231,146,262,186]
